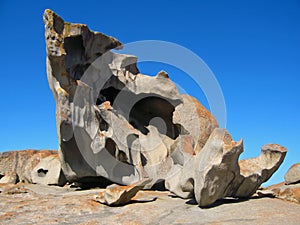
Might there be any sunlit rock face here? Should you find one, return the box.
[44,9,287,207]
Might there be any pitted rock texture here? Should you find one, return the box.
[44,9,287,207]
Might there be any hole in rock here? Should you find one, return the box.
[98,86,122,105]
[105,138,130,164]
[117,150,129,163]
[0,174,4,179]
[96,78,183,141]
[129,96,180,139]
[95,111,109,132]
[99,118,109,132]
[37,168,48,177]
[63,35,87,80]
[105,138,117,158]
[53,14,64,34]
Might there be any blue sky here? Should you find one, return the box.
[0,0,299,185]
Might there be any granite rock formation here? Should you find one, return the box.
[44,9,287,207]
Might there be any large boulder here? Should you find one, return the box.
[44,9,287,207]
[44,9,218,186]
[31,155,66,186]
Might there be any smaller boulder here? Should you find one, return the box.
[31,155,66,186]
[285,163,300,185]
[94,178,152,206]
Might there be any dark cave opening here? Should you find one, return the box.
[63,35,87,80]
[129,96,180,139]
[97,82,181,140]
[37,168,48,177]
[97,87,122,105]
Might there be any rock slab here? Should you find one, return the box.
[94,178,153,206]
[0,184,300,224]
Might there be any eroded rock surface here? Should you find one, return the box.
[44,9,287,207]
[44,9,218,188]
[165,129,287,207]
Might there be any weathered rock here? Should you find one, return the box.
[44,9,288,207]
[166,129,243,206]
[44,9,218,187]
[235,144,287,197]
[165,129,287,207]
[0,150,58,183]
[94,178,152,206]
[263,182,300,204]
[31,155,66,186]
[173,94,218,154]
[285,163,300,185]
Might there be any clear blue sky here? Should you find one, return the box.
[0,0,299,185]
